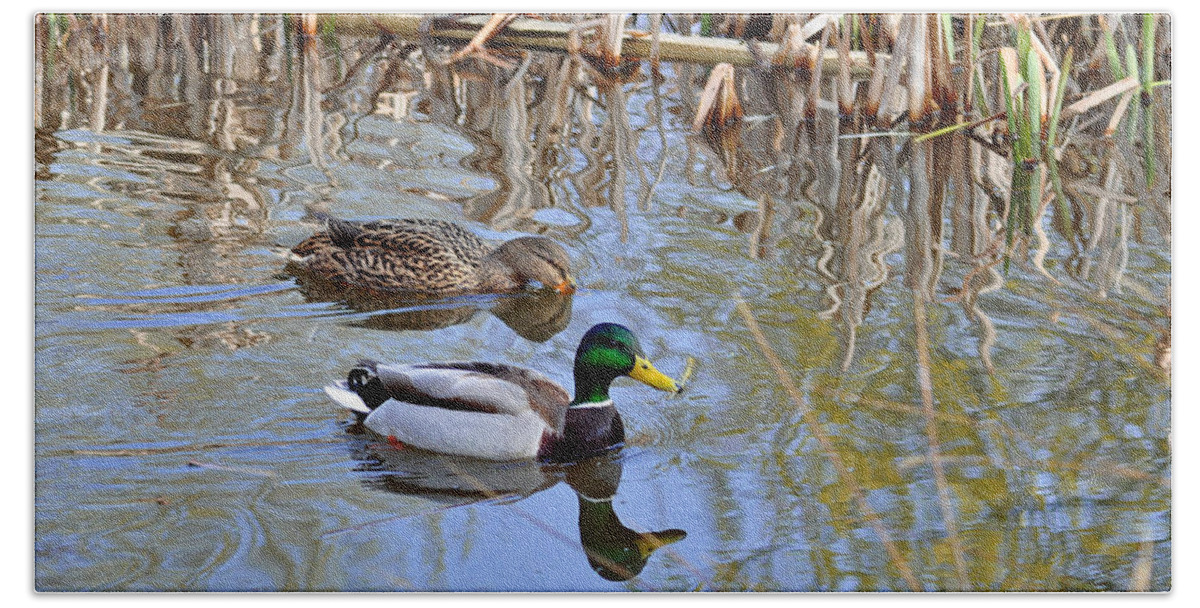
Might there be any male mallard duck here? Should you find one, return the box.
[323,323,681,462]
[289,214,576,296]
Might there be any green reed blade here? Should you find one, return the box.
[1047,47,1073,151]
[1124,42,1140,89]
[941,14,956,63]
[972,14,985,55]
[999,51,1021,144]
[1141,14,1158,186]
[1142,14,1157,86]
[1016,22,1032,71]
[1045,46,1074,241]
[44,14,58,78]
[1024,47,1042,159]
[1102,17,1125,80]
[912,121,967,143]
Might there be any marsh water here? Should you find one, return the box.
[34,15,1171,591]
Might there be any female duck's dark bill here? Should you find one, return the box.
[629,356,681,393]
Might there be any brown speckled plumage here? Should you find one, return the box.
[289,215,574,296]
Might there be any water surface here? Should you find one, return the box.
[34,14,1170,591]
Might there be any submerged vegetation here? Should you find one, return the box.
[35,13,1170,591]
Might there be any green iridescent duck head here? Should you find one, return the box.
[571,323,680,405]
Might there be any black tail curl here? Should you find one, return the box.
[347,366,390,411]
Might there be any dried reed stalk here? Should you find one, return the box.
[835,18,854,117]
[447,13,517,65]
[905,14,930,123]
[1063,76,1139,116]
[692,63,743,133]
[1105,89,1135,136]
[600,13,626,69]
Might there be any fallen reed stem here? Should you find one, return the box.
[332,14,882,74]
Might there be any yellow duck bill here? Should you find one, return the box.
[629,356,681,393]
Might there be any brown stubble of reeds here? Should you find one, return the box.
[47,10,1158,305]
[805,19,833,126]
[873,15,909,127]
[692,63,743,135]
[905,14,930,125]
[692,62,744,184]
[835,17,854,118]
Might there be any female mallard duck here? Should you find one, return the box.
[289,213,576,296]
[323,323,681,462]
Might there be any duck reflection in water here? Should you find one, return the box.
[350,438,686,582]
[564,454,687,581]
[293,274,574,342]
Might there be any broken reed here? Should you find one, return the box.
[682,14,1167,271]
[407,13,1167,271]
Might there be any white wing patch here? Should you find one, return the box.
[378,364,533,416]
